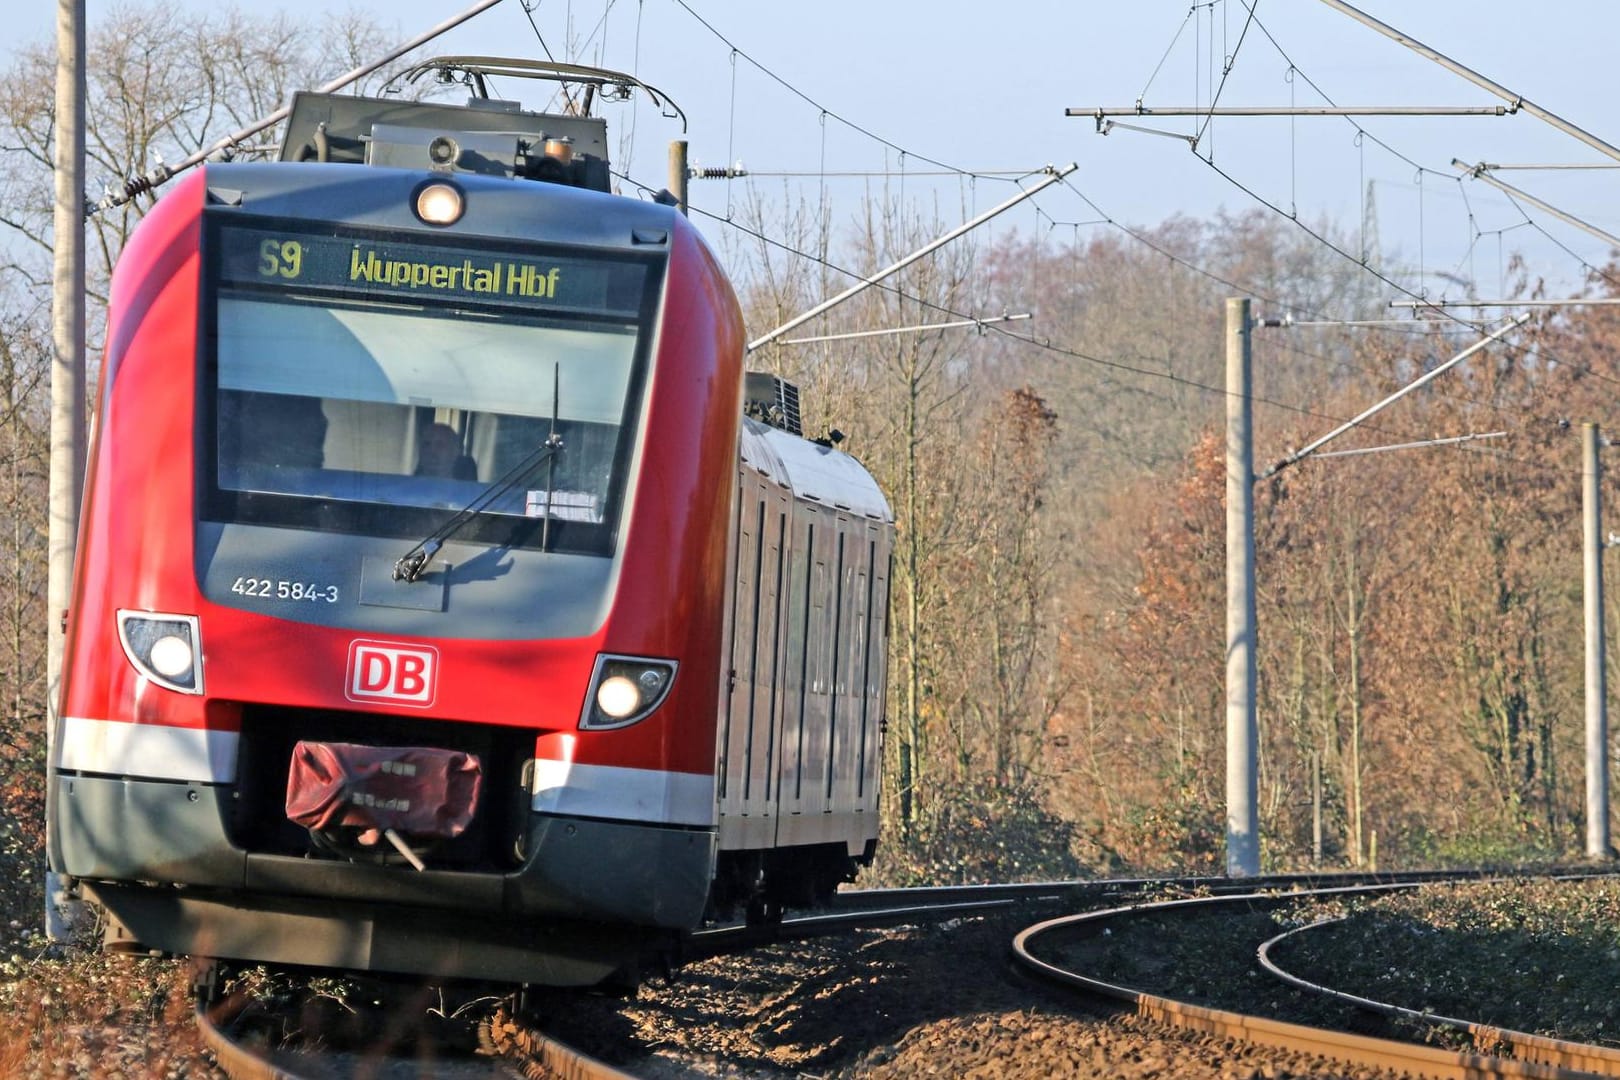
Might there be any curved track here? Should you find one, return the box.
[1258,916,1620,1077]
[190,886,1068,1079]
[195,995,298,1080]
[194,871,1620,1078]
[196,984,627,1080]
[1011,879,1620,1080]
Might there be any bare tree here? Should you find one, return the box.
[0,3,413,323]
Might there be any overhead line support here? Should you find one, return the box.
[779,313,1032,346]
[1315,0,1620,166]
[1583,422,1612,861]
[1392,298,1620,309]
[745,164,1076,354]
[1451,159,1620,249]
[1076,104,1507,121]
[1261,314,1531,479]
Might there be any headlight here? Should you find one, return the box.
[596,676,642,719]
[117,611,203,694]
[146,635,194,679]
[580,655,676,730]
[414,181,464,226]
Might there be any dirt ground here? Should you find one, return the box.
[529,911,1402,1079]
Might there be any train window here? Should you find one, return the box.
[201,222,659,557]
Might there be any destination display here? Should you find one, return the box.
[215,223,646,316]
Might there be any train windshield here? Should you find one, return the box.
[201,220,660,556]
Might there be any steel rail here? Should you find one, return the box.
[829,866,1591,912]
[683,897,1029,963]
[1010,883,1607,1080]
[502,1023,638,1080]
[195,995,301,1080]
[189,889,1075,1079]
[194,871,1620,1078]
[1258,917,1620,1077]
[197,981,618,1080]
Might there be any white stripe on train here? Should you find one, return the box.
[57,716,717,827]
[529,758,716,827]
[58,716,237,783]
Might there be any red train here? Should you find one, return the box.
[46,64,893,986]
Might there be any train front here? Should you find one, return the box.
[47,90,745,986]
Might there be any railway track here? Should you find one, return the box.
[193,870,1620,1079]
[1011,875,1620,1080]
[195,980,627,1080]
[1257,914,1620,1076]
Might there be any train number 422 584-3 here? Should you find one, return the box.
[231,576,338,603]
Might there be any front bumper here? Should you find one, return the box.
[56,773,716,983]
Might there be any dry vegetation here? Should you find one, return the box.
[0,950,219,1078]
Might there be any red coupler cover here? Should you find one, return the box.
[285,741,482,839]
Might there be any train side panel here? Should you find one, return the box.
[718,422,892,874]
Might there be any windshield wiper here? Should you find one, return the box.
[532,362,565,556]
[392,435,563,582]
[394,365,566,584]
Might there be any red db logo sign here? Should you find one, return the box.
[346,640,438,707]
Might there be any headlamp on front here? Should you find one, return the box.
[117,610,203,694]
[580,655,676,730]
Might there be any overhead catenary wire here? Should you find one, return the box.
[1473,162,1620,171]
[1393,298,1620,309]
[1083,104,1512,119]
[1192,0,1258,148]
[1092,7,1610,313]
[648,175,1554,477]
[1046,176,1493,341]
[665,0,973,179]
[714,169,1043,179]
[666,123,1557,445]
[659,0,1538,355]
[587,5,1598,479]
[1312,0,1620,290]
[1187,3,1620,299]
[667,127,1579,456]
[1193,154,1620,395]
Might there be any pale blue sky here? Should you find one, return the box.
[17,1,1620,300]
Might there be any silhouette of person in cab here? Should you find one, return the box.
[415,422,478,481]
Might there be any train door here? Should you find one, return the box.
[858,523,891,814]
[716,471,751,832]
[772,501,819,837]
[718,470,788,849]
[800,517,835,815]
[825,519,867,818]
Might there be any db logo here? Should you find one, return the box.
[346,640,438,707]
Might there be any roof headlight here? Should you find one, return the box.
[415,181,464,226]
